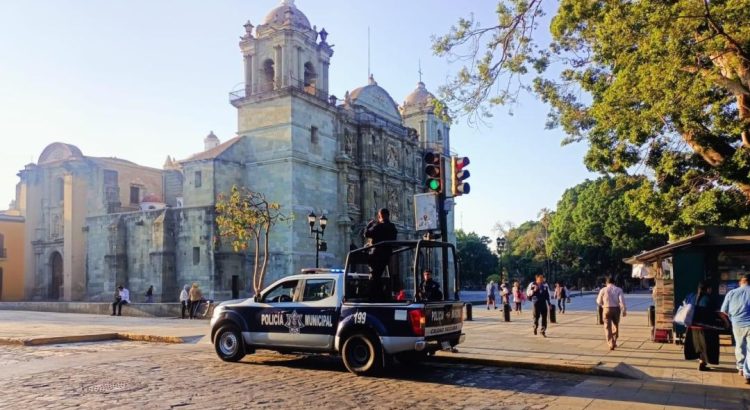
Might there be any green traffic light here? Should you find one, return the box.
[428,179,440,191]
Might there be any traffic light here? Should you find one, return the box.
[452,156,470,196]
[423,151,443,194]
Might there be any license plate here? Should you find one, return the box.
[425,323,461,336]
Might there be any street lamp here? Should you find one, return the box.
[496,237,506,283]
[308,212,328,268]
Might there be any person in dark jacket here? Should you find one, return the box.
[526,274,551,337]
[418,269,442,301]
[684,281,721,371]
[363,208,397,301]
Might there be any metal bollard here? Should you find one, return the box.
[549,304,557,323]
[503,303,511,322]
[648,305,655,327]
[465,303,473,321]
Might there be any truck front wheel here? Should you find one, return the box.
[342,333,382,376]
[214,324,245,362]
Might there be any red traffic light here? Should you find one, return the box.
[452,156,471,196]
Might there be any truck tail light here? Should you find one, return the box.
[409,309,425,336]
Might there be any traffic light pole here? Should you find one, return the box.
[438,191,452,300]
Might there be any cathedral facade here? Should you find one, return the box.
[11,0,454,302]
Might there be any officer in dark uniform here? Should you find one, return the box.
[363,208,397,301]
[418,269,443,302]
[526,274,551,337]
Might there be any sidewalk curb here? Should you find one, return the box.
[0,333,188,346]
[431,353,637,379]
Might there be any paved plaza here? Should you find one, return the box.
[0,293,749,409]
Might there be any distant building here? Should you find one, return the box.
[7,0,455,302]
[0,212,25,301]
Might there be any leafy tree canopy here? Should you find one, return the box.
[435,0,750,236]
[456,230,499,287]
[547,176,667,277]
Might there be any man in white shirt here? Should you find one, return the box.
[596,277,626,350]
[111,285,131,316]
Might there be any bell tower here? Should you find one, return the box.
[237,0,333,98]
[230,1,341,282]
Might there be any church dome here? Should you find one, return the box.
[348,75,401,123]
[262,0,311,30]
[403,81,436,109]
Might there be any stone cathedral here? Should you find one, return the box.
[10,0,454,302]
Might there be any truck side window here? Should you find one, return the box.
[302,279,335,302]
[262,280,299,303]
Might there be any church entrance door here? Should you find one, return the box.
[50,251,63,300]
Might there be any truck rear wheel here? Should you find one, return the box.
[342,333,382,376]
[214,324,245,362]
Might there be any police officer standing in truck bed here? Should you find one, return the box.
[363,208,397,301]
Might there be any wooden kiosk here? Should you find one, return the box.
[625,227,750,343]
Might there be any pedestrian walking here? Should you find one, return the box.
[111,285,130,316]
[555,282,567,314]
[596,277,626,350]
[486,280,497,310]
[179,284,190,319]
[526,275,551,337]
[720,273,750,383]
[189,283,203,319]
[512,281,524,314]
[145,285,154,303]
[684,281,721,371]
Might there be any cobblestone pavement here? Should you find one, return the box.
[0,342,584,410]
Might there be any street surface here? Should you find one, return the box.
[1,293,747,409]
[0,340,583,409]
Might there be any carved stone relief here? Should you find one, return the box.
[347,182,359,208]
[387,185,400,222]
[344,130,354,156]
[386,144,398,169]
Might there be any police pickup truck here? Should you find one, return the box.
[209,240,465,375]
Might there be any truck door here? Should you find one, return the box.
[297,277,339,349]
[252,278,301,347]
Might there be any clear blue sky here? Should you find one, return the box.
[0,0,596,240]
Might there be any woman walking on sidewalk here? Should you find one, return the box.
[555,282,567,314]
[512,281,524,314]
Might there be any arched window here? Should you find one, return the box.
[0,233,5,258]
[55,177,64,202]
[437,129,443,141]
[262,59,275,92]
[304,62,317,94]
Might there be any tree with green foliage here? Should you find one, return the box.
[456,230,499,287]
[547,176,667,284]
[495,220,548,284]
[435,0,750,236]
[215,185,291,294]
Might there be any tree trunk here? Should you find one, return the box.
[253,233,261,293]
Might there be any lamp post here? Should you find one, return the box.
[307,212,328,268]
[496,237,506,283]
